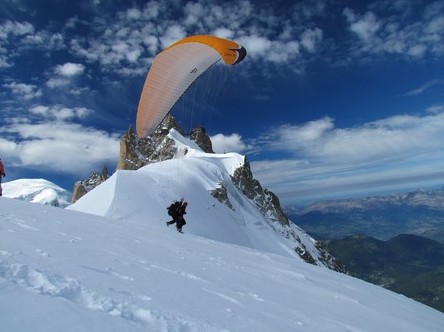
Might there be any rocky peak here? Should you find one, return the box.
[72,115,213,202]
[117,115,217,170]
[190,127,214,153]
[71,165,109,203]
[117,115,183,170]
[231,157,289,226]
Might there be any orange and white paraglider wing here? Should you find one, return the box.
[136,35,246,137]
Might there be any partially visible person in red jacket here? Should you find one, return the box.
[0,158,5,196]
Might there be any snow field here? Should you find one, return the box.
[1,197,444,331]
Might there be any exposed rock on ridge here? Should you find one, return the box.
[229,157,345,271]
[71,165,109,203]
[117,115,185,171]
[231,157,289,226]
[190,127,214,153]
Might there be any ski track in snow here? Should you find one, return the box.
[0,259,220,331]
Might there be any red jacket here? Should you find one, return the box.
[0,159,5,177]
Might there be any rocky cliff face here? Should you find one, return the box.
[228,157,345,272]
[231,157,289,226]
[71,165,109,203]
[190,127,214,153]
[117,115,185,171]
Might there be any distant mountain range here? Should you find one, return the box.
[296,188,444,213]
[323,234,444,313]
[287,188,444,244]
[2,178,71,207]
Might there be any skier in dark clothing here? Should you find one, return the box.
[166,199,188,233]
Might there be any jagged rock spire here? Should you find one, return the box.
[190,127,214,153]
[71,165,110,203]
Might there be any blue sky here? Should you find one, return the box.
[1,0,444,206]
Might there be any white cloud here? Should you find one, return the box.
[344,9,381,43]
[28,105,90,121]
[45,62,87,89]
[1,1,443,81]
[213,28,234,39]
[126,8,142,20]
[0,54,11,68]
[265,113,444,164]
[46,77,71,89]
[0,20,34,40]
[55,62,85,77]
[160,25,187,49]
[0,105,120,174]
[300,28,323,53]
[426,105,444,114]
[64,0,329,75]
[7,122,120,174]
[210,133,252,154]
[3,82,42,100]
[343,4,444,59]
[238,35,271,58]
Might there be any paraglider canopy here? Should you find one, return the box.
[136,35,247,138]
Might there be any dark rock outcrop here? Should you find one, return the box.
[71,165,109,203]
[231,157,289,226]
[190,127,214,153]
[117,115,183,170]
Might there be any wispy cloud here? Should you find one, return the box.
[343,2,444,59]
[404,79,444,96]
[3,82,42,100]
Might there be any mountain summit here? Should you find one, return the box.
[2,178,71,207]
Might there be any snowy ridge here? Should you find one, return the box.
[1,197,443,331]
[2,178,71,207]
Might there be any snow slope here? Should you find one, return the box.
[2,178,71,207]
[1,197,443,332]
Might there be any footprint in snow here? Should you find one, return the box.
[36,249,50,257]
[106,267,134,281]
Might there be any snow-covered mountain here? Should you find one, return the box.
[2,178,71,207]
[68,129,339,270]
[2,190,444,331]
